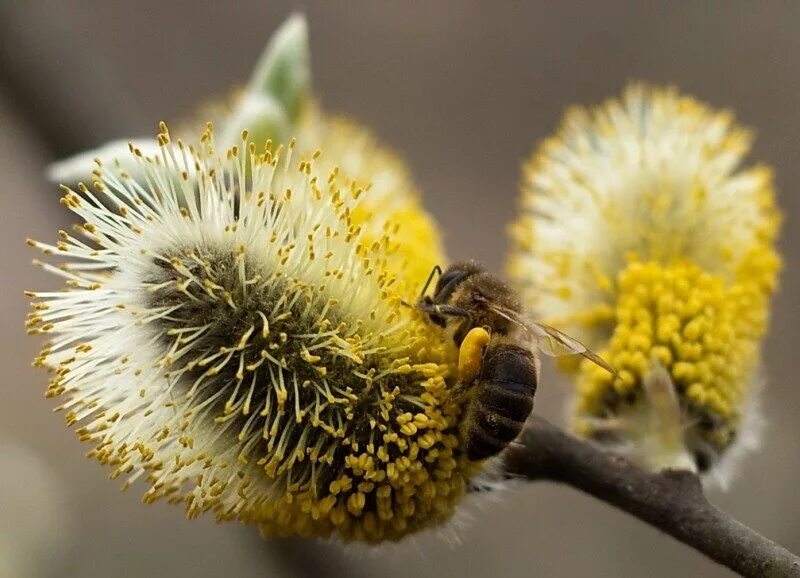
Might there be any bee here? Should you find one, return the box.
[417,261,614,461]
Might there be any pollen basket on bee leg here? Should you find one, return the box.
[458,327,491,384]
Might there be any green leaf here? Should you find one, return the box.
[246,13,311,124]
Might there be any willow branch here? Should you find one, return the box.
[503,417,800,577]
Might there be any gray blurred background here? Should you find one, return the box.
[1,2,798,577]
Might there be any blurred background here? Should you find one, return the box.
[1,2,798,576]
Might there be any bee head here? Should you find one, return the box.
[432,261,484,301]
[417,261,485,328]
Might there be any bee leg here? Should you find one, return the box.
[450,381,470,401]
[415,300,469,319]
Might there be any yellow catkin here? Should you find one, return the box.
[294,106,446,297]
[28,123,480,544]
[509,84,782,472]
[179,99,446,298]
[575,256,778,452]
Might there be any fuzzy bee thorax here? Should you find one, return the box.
[451,272,521,337]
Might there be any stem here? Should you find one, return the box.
[503,417,800,578]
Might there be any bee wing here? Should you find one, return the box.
[478,298,616,376]
[527,322,617,376]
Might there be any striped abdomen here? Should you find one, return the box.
[463,343,538,461]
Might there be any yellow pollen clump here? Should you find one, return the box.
[576,256,778,453]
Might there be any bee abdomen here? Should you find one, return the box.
[477,380,535,422]
[464,344,538,461]
[464,421,515,461]
[464,384,533,461]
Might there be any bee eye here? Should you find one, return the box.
[429,314,447,328]
[434,268,472,301]
[435,269,463,292]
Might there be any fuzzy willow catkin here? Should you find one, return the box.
[509,84,781,482]
[27,124,481,542]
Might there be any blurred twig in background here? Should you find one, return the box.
[505,418,800,578]
[266,537,370,578]
[0,1,147,157]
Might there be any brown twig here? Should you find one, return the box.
[503,417,800,578]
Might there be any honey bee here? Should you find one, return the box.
[417,261,614,461]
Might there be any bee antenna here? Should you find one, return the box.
[419,265,442,298]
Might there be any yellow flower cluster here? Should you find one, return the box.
[180,102,444,300]
[294,106,445,297]
[247,333,481,541]
[34,16,461,541]
[510,84,782,474]
[28,125,478,543]
[577,254,778,453]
